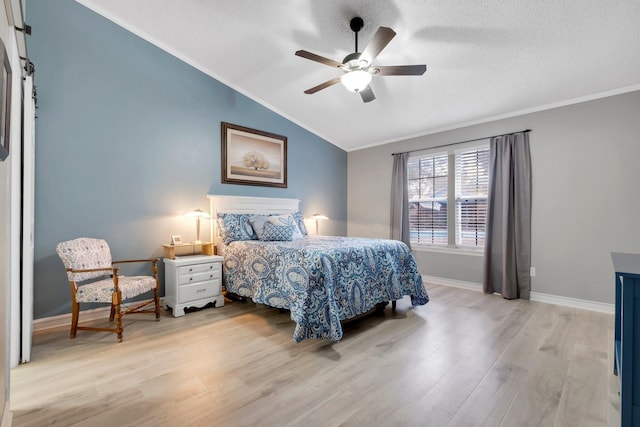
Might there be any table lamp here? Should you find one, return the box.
[311,213,329,235]
[186,208,210,243]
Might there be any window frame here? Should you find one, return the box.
[407,152,449,246]
[407,140,490,252]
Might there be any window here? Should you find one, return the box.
[455,148,489,247]
[407,153,448,245]
[408,143,489,249]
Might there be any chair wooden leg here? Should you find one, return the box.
[109,304,116,322]
[70,302,80,339]
[113,291,123,342]
[154,284,161,321]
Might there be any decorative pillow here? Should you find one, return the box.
[250,213,304,240]
[292,211,308,236]
[265,214,304,240]
[260,222,295,241]
[216,213,257,244]
[248,215,271,240]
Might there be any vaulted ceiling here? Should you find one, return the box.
[76,0,640,151]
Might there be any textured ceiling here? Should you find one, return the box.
[75,0,640,151]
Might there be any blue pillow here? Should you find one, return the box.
[216,213,257,244]
[260,222,295,241]
[248,215,271,240]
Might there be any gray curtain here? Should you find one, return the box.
[483,132,532,299]
[391,152,411,247]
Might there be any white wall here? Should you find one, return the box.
[348,90,640,304]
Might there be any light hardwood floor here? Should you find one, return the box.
[11,285,620,427]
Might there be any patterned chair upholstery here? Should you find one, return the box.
[56,237,160,342]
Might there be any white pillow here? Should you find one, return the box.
[250,214,304,240]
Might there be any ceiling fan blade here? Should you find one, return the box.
[295,50,343,68]
[374,65,427,76]
[359,86,376,103]
[304,76,343,94]
[360,27,396,64]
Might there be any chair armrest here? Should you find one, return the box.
[111,258,159,280]
[112,258,159,265]
[67,266,119,274]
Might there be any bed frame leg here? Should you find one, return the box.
[392,300,396,311]
[225,291,246,302]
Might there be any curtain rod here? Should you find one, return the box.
[391,129,531,156]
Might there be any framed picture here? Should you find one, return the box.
[0,38,12,162]
[221,122,287,188]
[171,235,182,245]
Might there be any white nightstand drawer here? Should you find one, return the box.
[178,262,220,275]
[179,279,221,302]
[178,269,220,285]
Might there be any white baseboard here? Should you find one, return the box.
[423,275,482,292]
[1,401,11,427]
[33,307,109,332]
[35,276,615,331]
[529,292,614,314]
[33,299,164,333]
[425,275,614,314]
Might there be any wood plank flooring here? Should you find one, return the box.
[10,285,620,427]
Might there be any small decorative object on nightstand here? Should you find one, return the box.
[163,254,224,317]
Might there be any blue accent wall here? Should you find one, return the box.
[28,0,347,319]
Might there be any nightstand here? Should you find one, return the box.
[163,255,224,317]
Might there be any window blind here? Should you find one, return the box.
[455,147,489,247]
[407,153,448,245]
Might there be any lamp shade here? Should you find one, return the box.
[340,70,372,92]
[186,208,210,219]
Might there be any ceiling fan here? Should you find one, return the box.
[295,17,427,103]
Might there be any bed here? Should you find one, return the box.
[208,195,429,342]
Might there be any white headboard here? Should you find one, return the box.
[207,195,301,249]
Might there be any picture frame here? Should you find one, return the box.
[221,122,287,188]
[171,235,182,245]
[0,38,12,162]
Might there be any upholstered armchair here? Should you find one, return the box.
[56,237,161,342]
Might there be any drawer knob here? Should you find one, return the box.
[189,268,193,272]
[209,275,213,278]
[209,265,213,269]
[189,278,193,281]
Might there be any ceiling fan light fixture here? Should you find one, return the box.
[341,70,372,92]
[295,17,426,102]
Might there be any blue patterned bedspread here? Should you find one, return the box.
[223,236,429,342]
